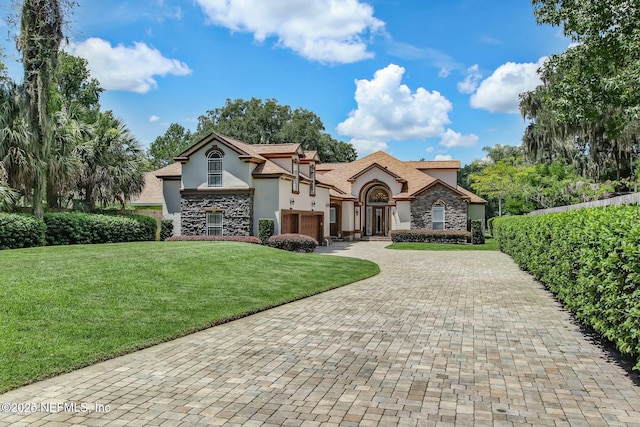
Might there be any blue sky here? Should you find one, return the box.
[2,0,568,166]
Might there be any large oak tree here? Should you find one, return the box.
[192,98,357,163]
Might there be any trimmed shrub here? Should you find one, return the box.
[44,212,156,245]
[268,233,318,253]
[0,213,46,250]
[166,235,261,244]
[487,217,495,236]
[126,214,157,241]
[258,218,275,244]
[160,220,174,241]
[493,205,640,369]
[471,219,485,245]
[390,229,471,244]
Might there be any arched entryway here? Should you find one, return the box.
[363,184,391,236]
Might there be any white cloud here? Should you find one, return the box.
[196,0,384,63]
[439,129,479,148]
[470,57,546,113]
[438,68,451,78]
[434,154,453,161]
[337,64,453,156]
[478,35,500,45]
[66,38,192,93]
[425,146,434,153]
[386,41,463,76]
[349,138,390,154]
[149,115,160,122]
[457,64,482,94]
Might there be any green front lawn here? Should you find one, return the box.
[387,238,499,251]
[0,241,379,392]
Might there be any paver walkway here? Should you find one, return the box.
[1,242,639,426]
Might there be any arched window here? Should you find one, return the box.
[207,151,223,187]
[367,187,389,203]
[432,202,445,230]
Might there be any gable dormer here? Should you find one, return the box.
[404,160,460,188]
[347,162,406,198]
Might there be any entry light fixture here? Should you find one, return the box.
[311,201,316,208]
[290,198,295,206]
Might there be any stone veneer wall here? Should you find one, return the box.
[181,193,253,236]
[410,183,467,230]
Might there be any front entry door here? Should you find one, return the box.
[374,207,385,236]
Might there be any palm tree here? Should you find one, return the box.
[46,104,86,209]
[0,81,36,201]
[77,111,144,210]
[0,163,18,211]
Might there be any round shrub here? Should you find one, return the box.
[0,213,46,250]
[268,233,318,253]
[160,219,174,241]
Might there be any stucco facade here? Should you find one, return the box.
[135,132,486,242]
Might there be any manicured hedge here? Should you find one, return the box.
[487,217,496,236]
[258,218,275,244]
[390,229,471,244]
[471,219,485,245]
[44,212,156,245]
[160,220,174,241]
[268,233,318,253]
[493,206,640,369]
[166,235,261,244]
[0,213,46,250]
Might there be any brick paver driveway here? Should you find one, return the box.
[1,242,639,426]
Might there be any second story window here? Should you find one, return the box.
[292,159,300,193]
[309,164,316,196]
[208,151,222,187]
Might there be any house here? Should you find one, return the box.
[132,132,486,241]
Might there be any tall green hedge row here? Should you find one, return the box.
[0,212,156,250]
[493,206,640,369]
[0,213,46,250]
[44,213,156,245]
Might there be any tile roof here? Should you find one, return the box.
[316,163,343,173]
[168,134,485,204]
[300,150,320,162]
[405,160,461,170]
[253,143,302,157]
[319,151,439,199]
[129,163,182,205]
[456,185,488,204]
[252,161,294,177]
[154,162,182,178]
[175,133,301,178]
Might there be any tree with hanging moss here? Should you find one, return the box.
[521,1,640,183]
[14,0,75,217]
